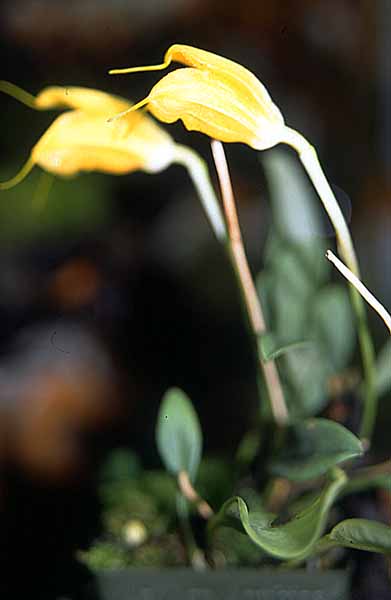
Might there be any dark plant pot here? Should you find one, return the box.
[85,568,350,600]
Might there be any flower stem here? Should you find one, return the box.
[172,144,228,242]
[281,126,377,445]
[211,140,288,426]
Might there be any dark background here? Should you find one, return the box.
[0,1,390,598]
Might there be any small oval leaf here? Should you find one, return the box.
[328,518,391,554]
[210,469,346,560]
[156,387,202,482]
[270,418,363,481]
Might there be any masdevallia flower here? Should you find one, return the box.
[0,83,176,189]
[0,81,227,240]
[109,44,285,150]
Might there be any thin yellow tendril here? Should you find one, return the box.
[109,57,172,75]
[107,96,150,123]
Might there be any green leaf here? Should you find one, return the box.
[262,151,324,245]
[270,418,363,481]
[376,339,391,397]
[283,347,329,417]
[258,332,312,362]
[312,285,355,371]
[327,518,391,554]
[210,469,346,560]
[156,388,202,482]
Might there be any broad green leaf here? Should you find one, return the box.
[262,151,324,244]
[258,332,311,362]
[156,388,202,482]
[376,339,391,397]
[284,347,329,417]
[327,518,391,554]
[270,418,363,481]
[209,469,346,560]
[311,285,355,371]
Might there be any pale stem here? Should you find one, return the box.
[211,139,289,426]
[171,144,228,242]
[326,249,391,335]
[280,126,377,445]
[178,470,214,519]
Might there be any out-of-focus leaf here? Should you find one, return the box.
[262,151,323,244]
[210,469,346,560]
[156,387,202,482]
[311,285,355,371]
[258,332,311,362]
[376,339,391,397]
[284,347,329,417]
[270,418,363,481]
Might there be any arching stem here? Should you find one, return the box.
[281,126,377,445]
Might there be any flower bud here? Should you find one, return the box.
[110,44,285,150]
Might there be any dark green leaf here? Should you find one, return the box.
[156,388,202,482]
[210,469,346,560]
[262,151,325,245]
[312,285,355,371]
[270,418,363,481]
[284,347,329,417]
[376,339,391,397]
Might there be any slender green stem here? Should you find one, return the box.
[281,126,377,445]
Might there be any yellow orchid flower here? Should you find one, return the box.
[109,44,285,150]
[110,44,377,443]
[0,81,227,240]
[0,83,176,188]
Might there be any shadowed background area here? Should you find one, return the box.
[0,1,390,598]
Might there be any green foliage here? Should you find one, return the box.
[78,543,131,571]
[258,332,311,362]
[210,469,346,561]
[270,418,363,481]
[258,150,357,418]
[376,338,391,397]
[325,518,391,554]
[156,387,202,482]
[256,242,356,417]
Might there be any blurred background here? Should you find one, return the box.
[0,0,390,597]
